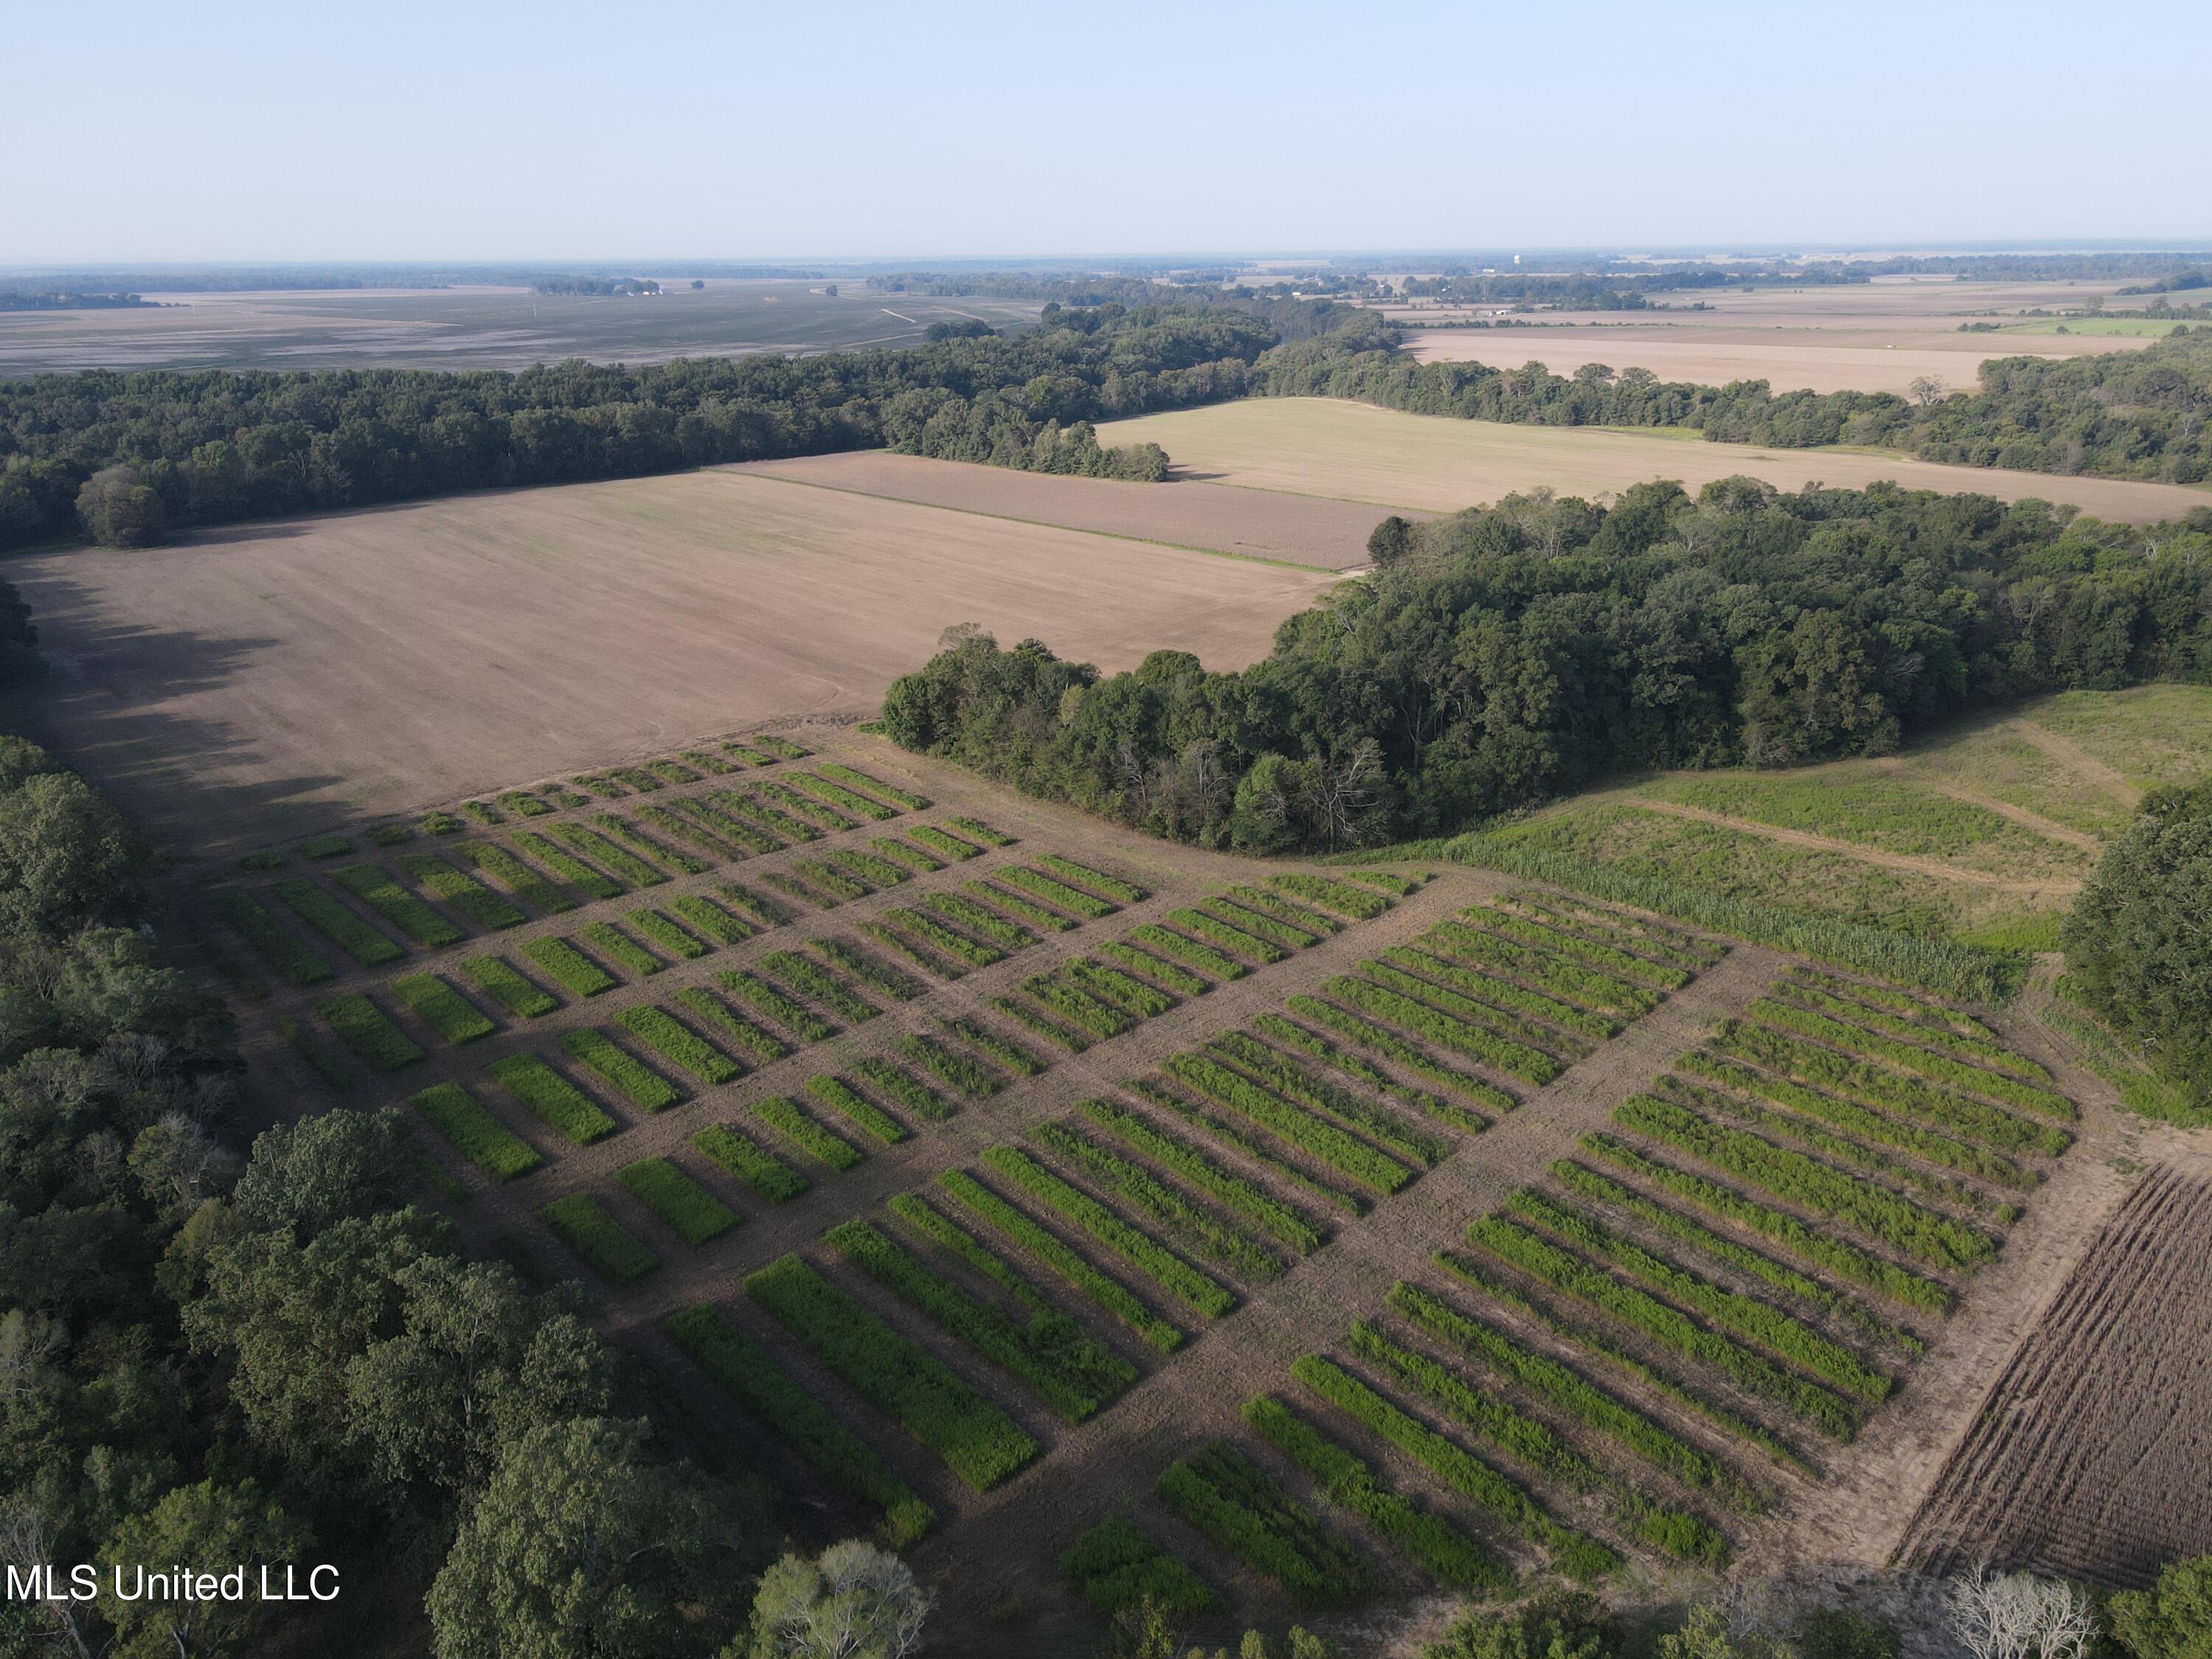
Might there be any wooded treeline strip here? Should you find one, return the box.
[883,478,2212,854]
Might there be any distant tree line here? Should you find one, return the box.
[534,276,663,296]
[0,262,827,296]
[0,291,160,311]
[1259,327,2212,483]
[2118,268,2210,296]
[0,302,1362,549]
[883,479,2212,855]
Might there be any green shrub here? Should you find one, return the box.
[413,1082,540,1179]
[218,891,332,985]
[274,879,403,964]
[453,841,576,912]
[1061,1518,1214,1618]
[672,987,788,1064]
[981,1147,1235,1317]
[317,994,423,1071]
[992,995,1091,1051]
[616,1005,740,1084]
[829,1218,1133,1422]
[689,1124,807,1201]
[497,790,552,818]
[1245,1394,1507,1590]
[707,789,813,844]
[399,854,526,929]
[859,920,962,978]
[1127,1080,1366,1217]
[1155,1441,1371,1608]
[391,973,494,1044]
[618,1158,738,1244]
[487,1053,616,1144]
[745,1253,1038,1490]
[936,1169,1181,1352]
[945,1015,1045,1077]
[805,1076,906,1144]
[559,1029,683,1111]
[753,1096,862,1169]
[578,920,664,978]
[538,1193,658,1282]
[522,936,617,998]
[1462,902,1691,990]
[512,830,625,899]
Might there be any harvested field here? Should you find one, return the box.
[1096,399,2212,524]
[1896,1163,2212,1587]
[1,471,1340,854]
[730,451,1398,570]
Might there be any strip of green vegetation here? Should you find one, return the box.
[616,1005,740,1084]
[1746,999,2070,1117]
[619,1158,739,1244]
[805,1076,906,1145]
[1253,1012,1491,1135]
[391,973,494,1044]
[945,815,1013,846]
[512,830,624,900]
[1210,1032,1447,1167]
[628,908,710,960]
[218,891,332,985]
[745,1253,1038,1491]
[787,773,897,821]
[317,993,422,1071]
[981,1147,1235,1318]
[274,879,403,964]
[452,841,577,912]
[1164,1053,1413,1195]
[300,834,354,860]
[900,1034,1001,1098]
[487,1053,616,1144]
[1329,974,1562,1083]
[1422,919,1658,1016]
[522,936,617,998]
[550,821,671,886]
[457,955,557,1018]
[851,1060,953,1127]
[1062,1518,1215,1618]
[753,1096,862,1169]
[1359,960,1590,1059]
[906,824,984,861]
[1283,995,1515,1113]
[664,1305,930,1545]
[592,814,709,875]
[1035,1121,1284,1281]
[869,836,940,873]
[1169,907,1286,964]
[936,1170,1181,1352]
[671,987,787,1065]
[1078,1098,1322,1253]
[689,1123,808,1201]
[578,920,664,978]
[880,908,1001,969]
[944,1015,1045,1078]
[1098,939,1210,995]
[762,950,877,1023]
[1000,866,1112,917]
[1155,1441,1371,1609]
[539,1193,658,1282]
[559,1029,684,1112]
[413,1082,540,1179]
[717,970,835,1042]
[397,853,525,930]
[818,763,931,811]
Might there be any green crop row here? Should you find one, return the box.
[943,1016,1044,1078]
[717,970,834,1042]
[1201,897,1318,952]
[560,1029,683,1112]
[453,841,575,912]
[664,1304,932,1546]
[218,891,332,986]
[945,814,1012,846]
[1326,975,1562,1084]
[274,879,403,964]
[758,780,852,831]
[881,908,1002,969]
[1683,1046,2041,1180]
[1745,1000,2072,1119]
[828,1219,1133,1423]
[922,891,1034,951]
[1577,1134,1950,1315]
[1461,904,1688,990]
[709,789,813,844]
[816,762,931,810]
[670,797,780,855]
[992,996,1091,1052]
[414,1082,540,1179]
[1384,946,1618,1041]
[591,814,709,875]
[715,880,790,928]
[616,1005,740,1084]
[761,950,877,1024]
[753,1096,861,1169]
[789,773,897,822]
[1034,1122,1285,1282]
[961,880,1070,933]
[668,893,754,946]
[1209,1032,1446,1168]
[318,993,422,1071]
[1358,959,1590,1059]
[399,854,524,930]
[1268,873,1389,920]
[628,908,709,961]
[1001,866,1113,917]
[1156,1441,1371,1610]
[301,832,356,858]
[1098,939,1211,995]
[981,1147,1236,1318]
[691,1124,808,1202]
[1790,967,1994,1041]
[859,920,960,978]
[487,1053,616,1144]
[869,836,939,874]
[1021,977,1133,1041]
[1507,891,1723,970]
[907,824,984,862]
[1244,1394,1506,1591]
[790,860,868,902]
[888,1192,1053,1316]
[1061,1518,1215,1619]
[634,802,746,861]
[936,1169,1181,1352]
[1251,1012,1487,1136]
[1077,1098,1323,1253]
[899,1034,1000,1097]
[1065,959,1174,1019]
[672,987,788,1065]
[1127,1079,1366,1220]
[1343,869,1420,896]
[745,734,809,761]
[1034,855,1145,905]
[827,848,908,890]
[1466,1214,1859,1441]
[513,830,625,899]
[1508,1189,1893,1402]
[522,936,616,998]
[1164,1053,1413,1196]
[1225,883,1343,936]
[1388,1281,1759,1511]
[805,1076,907,1145]
[1775,982,2045,1080]
[813,936,920,1001]
[1615,1093,1996,1270]
[852,1057,952,1121]
[1420,919,1658,1017]
[330,863,464,946]
[619,1158,739,1245]
[540,1193,658,1282]
[461,954,557,1018]
[1128,922,1239,978]
[578,920,663,978]
[1283,995,1515,1116]
[1168,907,1285,964]
[1294,1351,1620,1581]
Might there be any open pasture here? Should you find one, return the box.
[1,470,1340,854]
[1096,399,2212,523]
[0,279,1045,377]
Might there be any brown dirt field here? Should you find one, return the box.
[1094,400,2212,524]
[0,471,1340,856]
[728,451,1403,569]
[1892,1158,2212,1587]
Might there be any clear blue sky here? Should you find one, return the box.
[9,0,2207,264]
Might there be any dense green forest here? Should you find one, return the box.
[0,591,759,1655]
[883,479,2212,853]
[0,302,1317,549]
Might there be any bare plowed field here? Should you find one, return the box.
[1095,400,2212,524]
[730,451,1402,568]
[1896,1162,2212,1587]
[0,471,1340,854]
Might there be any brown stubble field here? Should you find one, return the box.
[1388,279,2168,394]
[0,470,1343,856]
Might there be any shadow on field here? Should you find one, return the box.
[0,568,347,862]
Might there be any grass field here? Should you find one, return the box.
[1,470,1340,854]
[1095,399,2212,524]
